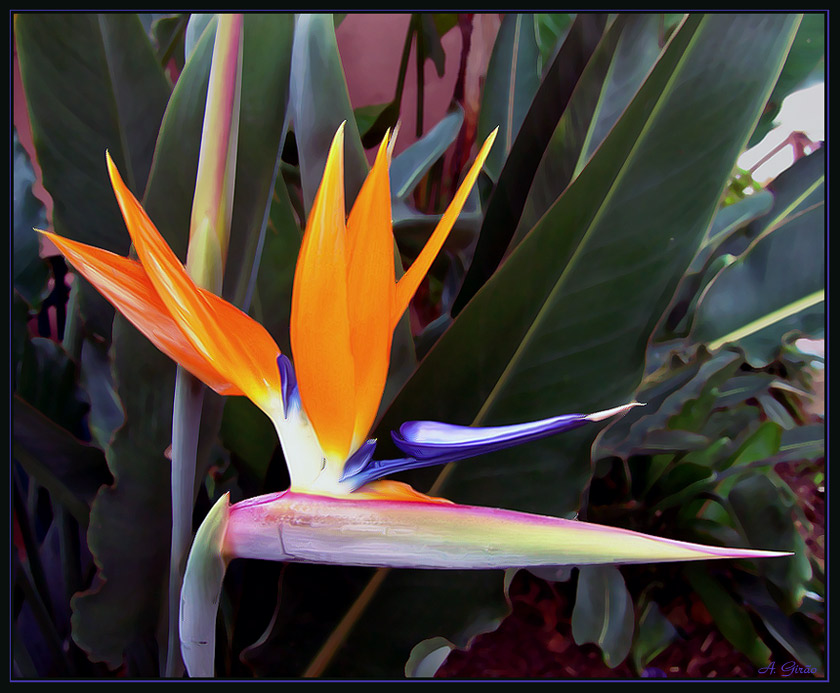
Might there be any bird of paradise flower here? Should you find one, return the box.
[40,124,786,677]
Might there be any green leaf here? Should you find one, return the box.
[776,423,824,463]
[249,174,301,355]
[659,190,774,339]
[631,600,679,673]
[729,474,812,608]
[219,397,278,487]
[289,13,368,216]
[594,350,742,462]
[453,14,607,313]
[13,395,112,526]
[78,339,124,451]
[736,575,824,672]
[478,14,541,182]
[572,566,635,668]
[149,14,188,73]
[534,13,574,70]
[515,14,663,247]
[15,13,171,339]
[390,107,464,199]
[70,319,176,670]
[724,420,782,471]
[223,14,295,307]
[684,564,772,666]
[692,150,825,365]
[16,336,89,439]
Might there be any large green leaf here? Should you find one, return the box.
[306,14,801,677]
[477,14,541,182]
[691,149,825,365]
[289,13,368,216]
[514,14,663,247]
[453,14,608,314]
[15,14,171,339]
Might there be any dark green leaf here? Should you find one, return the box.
[382,14,799,519]
[631,600,679,672]
[223,14,295,307]
[390,107,464,199]
[515,14,663,247]
[684,564,772,666]
[777,423,824,463]
[736,575,824,672]
[729,474,812,608]
[594,350,741,462]
[78,339,124,451]
[534,13,574,70]
[16,336,89,439]
[249,174,300,355]
[13,395,112,525]
[691,151,825,366]
[477,14,541,182]
[289,13,368,216]
[220,397,278,487]
[452,13,607,313]
[572,566,635,668]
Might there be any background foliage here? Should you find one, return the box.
[13,12,824,678]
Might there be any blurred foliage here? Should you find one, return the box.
[13,12,823,679]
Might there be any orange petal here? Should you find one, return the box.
[105,153,282,412]
[349,480,453,504]
[392,128,497,327]
[290,124,356,463]
[40,230,242,396]
[345,132,395,448]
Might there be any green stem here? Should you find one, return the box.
[165,367,206,678]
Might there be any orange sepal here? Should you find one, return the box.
[290,124,356,462]
[392,128,497,327]
[40,230,242,396]
[350,480,453,504]
[345,132,395,448]
[104,153,282,412]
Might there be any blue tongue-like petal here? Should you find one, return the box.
[392,414,589,464]
[340,403,642,490]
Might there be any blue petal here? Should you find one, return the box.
[392,414,588,464]
[276,354,298,418]
[340,404,643,490]
[342,439,378,478]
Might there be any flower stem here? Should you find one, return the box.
[165,367,205,677]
